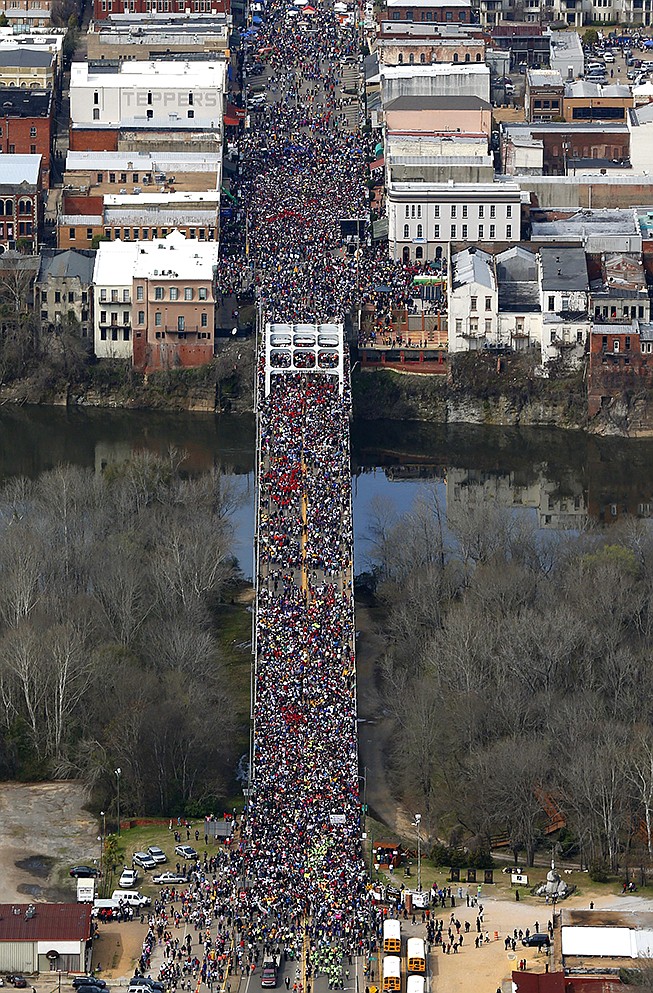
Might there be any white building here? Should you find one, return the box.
[70,60,226,131]
[387,180,522,262]
[379,62,490,104]
[92,239,140,359]
[548,29,584,77]
[539,245,590,367]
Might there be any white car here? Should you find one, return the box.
[147,846,167,864]
[118,867,138,888]
[174,844,198,860]
[153,871,188,885]
[132,852,157,871]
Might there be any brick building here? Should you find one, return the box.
[588,321,653,416]
[0,88,53,187]
[562,81,633,124]
[385,0,474,21]
[92,0,229,19]
[501,122,630,175]
[0,154,41,250]
[525,70,564,123]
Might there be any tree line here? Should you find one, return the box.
[367,488,653,874]
[0,454,245,815]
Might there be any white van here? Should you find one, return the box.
[111,889,151,907]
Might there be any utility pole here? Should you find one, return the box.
[414,814,422,893]
[115,768,122,836]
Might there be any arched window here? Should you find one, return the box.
[402,246,410,262]
[398,53,403,64]
[420,53,425,63]
[416,247,423,259]
[409,53,414,64]
[405,205,410,218]
[4,199,12,215]
[475,52,482,61]
[0,201,5,217]
[465,53,471,62]
[18,199,29,215]
[417,223,423,238]
[403,224,410,239]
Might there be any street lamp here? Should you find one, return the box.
[413,814,422,892]
[115,769,122,836]
[99,810,105,883]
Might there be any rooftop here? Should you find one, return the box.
[539,246,588,291]
[0,88,51,117]
[103,191,219,206]
[65,151,221,173]
[37,248,95,284]
[0,154,41,186]
[527,69,563,88]
[503,121,629,135]
[452,246,494,290]
[386,0,472,6]
[70,59,226,88]
[564,80,632,98]
[0,903,92,942]
[531,208,640,239]
[385,95,491,111]
[0,48,54,67]
[94,230,218,284]
[381,62,489,78]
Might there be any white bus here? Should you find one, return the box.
[382,956,401,993]
[383,919,401,954]
[406,937,426,974]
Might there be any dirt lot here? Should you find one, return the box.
[0,781,99,904]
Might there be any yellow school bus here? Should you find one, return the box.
[406,938,425,975]
[383,919,401,954]
[382,956,401,993]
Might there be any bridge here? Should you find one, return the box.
[237,0,369,966]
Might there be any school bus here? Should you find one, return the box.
[383,919,402,954]
[407,976,425,993]
[406,938,426,975]
[382,956,401,993]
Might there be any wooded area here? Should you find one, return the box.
[369,489,653,873]
[0,454,243,814]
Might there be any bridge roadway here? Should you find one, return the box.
[236,0,370,973]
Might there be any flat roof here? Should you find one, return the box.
[386,0,472,6]
[504,122,628,135]
[381,62,488,77]
[66,150,221,172]
[564,80,632,98]
[532,208,639,237]
[539,246,588,290]
[70,59,226,88]
[0,88,51,117]
[527,69,563,87]
[385,95,491,110]
[104,191,219,206]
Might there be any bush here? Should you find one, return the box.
[589,859,611,883]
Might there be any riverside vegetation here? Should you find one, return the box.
[0,454,248,814]
[369,488,653,875]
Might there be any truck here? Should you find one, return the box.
[77,878,96,903]
[261,954,281,988]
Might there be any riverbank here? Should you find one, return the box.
[4,343,653,437]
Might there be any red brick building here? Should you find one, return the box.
[92,0,229,18]
[588,321,653,416]
[0,89,53,187]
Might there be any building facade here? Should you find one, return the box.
[0,154,41,251]
[92,0,229,19]
[0,88,53,186]
[36,249,95,339]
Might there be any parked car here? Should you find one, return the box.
[153,871,188,885]
[73,980,106,990]
[174,845,198,860]
[129,979,164,991]
[118,867,138,888]
[522,933,551,948]
[147,846,167,864]
[132,852,157,871]
[8,978,27,988]
[70,865,99,878]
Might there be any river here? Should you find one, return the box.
[1,405,652,579]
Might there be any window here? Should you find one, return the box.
[93,108,100,120]
[506,225,512,239]
[201,312,208,327]
[506,205,512,218]
[451,224,456,238]
[155,311,162,326]
[120,173,127,184]
[100,310,107,324]
[100,328,107,340]
[199,287,208,300]
[548,296,555,312]
[462,224,468,239]
[123,327,130,341]
[30,145,36,155]
[184,287,193,300]
[147,110,153,120]
[478,224,484,239]
[478,205,484,218]
[490,225,495,239]
[403,224,410,239]
[490,205,496,219]
[485,319,492,334]
[136,285,144,301]
[100,289,107,302]
[111,290,118,303]
[417,205,422,218]
[138,310,145,324]
[110,312,118,325]
[132,174,139,183]
[415,247,423,259]
[29,126,36,138]
[155,287,164,300]
[626,335,631,350]
[54,291,61,303]
[86,227,93,240]
[69,227,75,240]
[188,92,194,106]
[405,205,409,218]
[416,224,423,238]
[470,296,477,311]
[434,224,440,238]
[411,205,416,218]
[147,91,153,105]
[451,205,457,218]
[455,318,462,333]
[462,205,468,219]
[177,316,185,331]
[109,173,115,184]
[188,110,194,119]
[485,297,492,311]
[434,205,440,218]
[613,339,620,353]
[123,311,129,325]
[170,287,179,301]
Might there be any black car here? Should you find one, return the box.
[70,865,99,878]
[73,980,106,990]
[522,933,551,948]
[9,978,27,988]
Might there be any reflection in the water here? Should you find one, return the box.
[445,468,587,530]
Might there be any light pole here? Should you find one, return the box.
[99,810,105,884]
[413,814,422,892]
[115,768,122,836]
